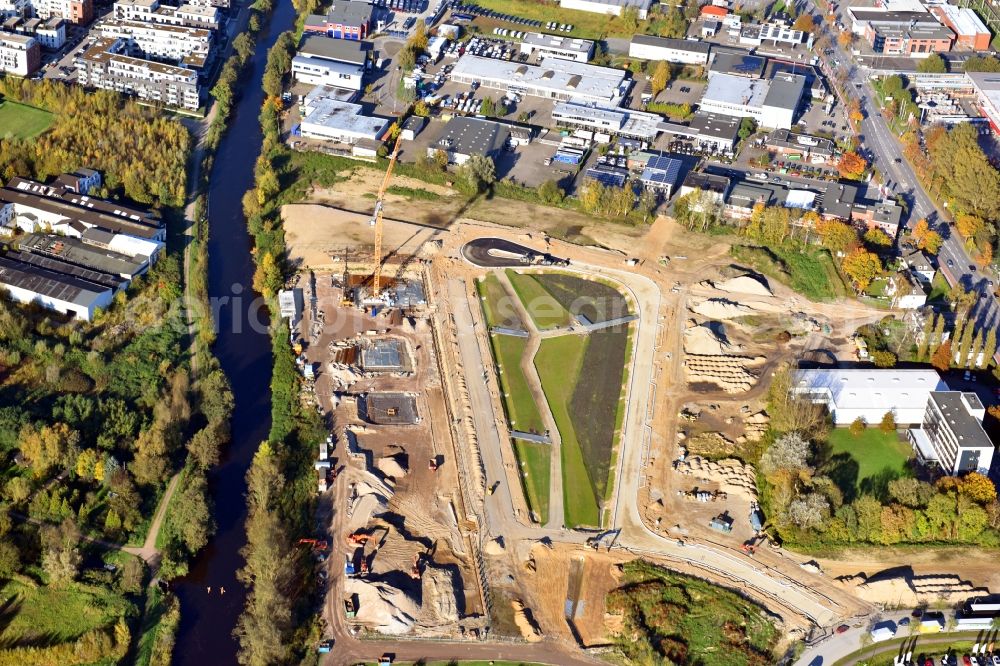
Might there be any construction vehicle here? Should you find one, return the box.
[370,132,405,298]
[344,555,356,577]
[378,655,392,666]
[297,538,329,551]
[428,457,438,472]
[360,558,369,575]
[346,532,369,546]
[316,639,334,654]
[344,598,356,618]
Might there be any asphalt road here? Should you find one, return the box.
[461,237,565,268]
[806,0,1000,333]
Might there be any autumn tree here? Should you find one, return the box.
[931,338,953,372]
[842,248,882,290]
[916,313,934,360]
[955,213,985,242]
[864,227,892,247]
[850,417,866,437]
[838,151,867,180]
[917,54,947,74]
[959,473,997,504]
[817,219,858,254]
[792,13,817,31]
[980,328,996,369]
[253,252,283,298]
[879,411,896,433]
[651,61,670,96]
[19,423,78,478]
[872,350,897,368]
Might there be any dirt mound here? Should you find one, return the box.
[683,323,732,356]
[377,455,408,479]
[674,455,757,501]
[692,298,754,319]
[685,354,762,393]
[421,565,460,624]
[483,537,505,556]
[840,572,988,607]
[344,578,419,634]
[714,274,772,297]
[511,599,542,642]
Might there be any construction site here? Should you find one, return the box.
[278,138,999,665]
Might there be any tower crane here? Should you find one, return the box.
[370,131,405,298]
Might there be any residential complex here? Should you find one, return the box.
[0,29,38,74]
[1,15,65,49]
[78,36,201,110]
[113,0,220,30]
[0,0,92,24]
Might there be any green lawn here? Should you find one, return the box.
[505,269,573,330]
[476,274,523,330]
[467,0,652,39]
[730,244,847,301]
[825,427,914,501]
[513,440,550,525]
[534,334,600,527]
[0,579,133,645]
[489,334,545,434]
[927,271,950,303]
[0,99,54,139]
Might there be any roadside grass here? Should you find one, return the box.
[466,0,650,39]
[534,334,600,527]
[386,184,442,201]
[476,274,523,330]
[504,270,573,330]
[0,99,53,139]
[513,440,550,525]
[488,334,545,434]
[608,560,779,666]
[824,427,914,502]
[730,244,847,301]
[927,271,950,303]
[0,579,133,645]
[603,325,634,506]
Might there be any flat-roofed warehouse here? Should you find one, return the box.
[0,255,114,321]
[18,233,150,279]
[559,0,652,20]
[699,71,805,130]
[552,101,665,140]
[449,54,630,104]
[628,35,711,65]
[428,115,511,165]
[519,32,594,62]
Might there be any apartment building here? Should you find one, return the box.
[99,20,212,70]
[3,15,64,48]
[113,0,219,30]
[8,0,93,24]
[911,392,995,475]
[0,30,38,75]
[78,37,200,110]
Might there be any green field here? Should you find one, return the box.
[730,244,847,302]
[0,99,54,139]
[466,0,650,39]
[532,273,631,323]
[489,334,545,434]
[514,440,551,525]
[476,274,523,330]
[505,270,572,330]
[607,561,778,666]
[0,579,133,645]
[534,334,599,527]
[825,427,914,501]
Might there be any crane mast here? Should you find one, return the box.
[371,132,405,298]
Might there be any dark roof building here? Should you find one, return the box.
[427,116,510,166]
[0,254,114,321]
[299,34,370,66]
[304,2,372,40]
[639,154,683,195]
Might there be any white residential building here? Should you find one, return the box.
[78,37,200,110]
[33,16,64,48]
[558,0,652,20]
[0,30,37,74]
[628,35,711,65]
[99,20,212,70]
[113,0,219,29]
[910,391,995,475]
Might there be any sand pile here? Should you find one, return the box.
[840,573,987,607]
[714,274,773,297]
[743,411,769,441]
[685,355,762,393]
[483,537,506,556]
[692,298,754,319]
[344,578,419,634]
[674,455,757,501]
[377,455,408,479]
[421,566,460,624]
[683,322,733,355]
[511,599,542,642]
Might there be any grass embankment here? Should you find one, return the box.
[0,99,53,139]
[607,561,779,666]
[532,272,631,323]
[0,579,133,645]
[825,427,913,500]
[505,270,573,330]
[476,273,522,330]
[513,440,551,525]
[534,334,598,527]
[730,244,847,301]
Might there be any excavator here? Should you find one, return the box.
[369,131,405,299]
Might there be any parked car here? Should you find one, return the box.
[836,624,849,634]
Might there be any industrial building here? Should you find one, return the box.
[968,71,1000,134]
[449,54,630,104]
[628,35,711,65]
[699,71,805,129]
[558,0,652,19]
[292,54,363,89]
[764,128,836,163]
[552,100,665,141]
[298,85,390,144]
[739,21,806,47]
[0,30,38,75]
[427,115,510,165]
[0,255,114,321]
[792,368,948,426]
[299,34,370,68]
[303,1,372,40]
[930,4,991,50]
[909,391,995,475]
[518,31,594,62]
[638,153,683,196]
[18,233,150,279]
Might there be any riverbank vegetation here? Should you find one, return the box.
[606,560,778,665]
[756,366,1000,551]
